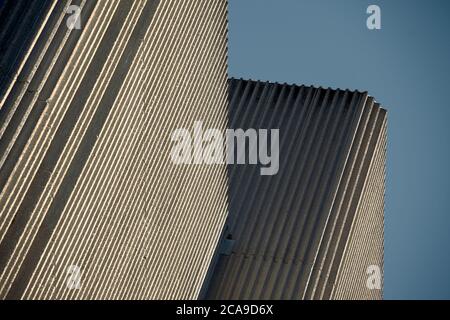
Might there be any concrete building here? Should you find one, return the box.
[0,1,386,300]
[202,79,386,300]
[0,0,228,299]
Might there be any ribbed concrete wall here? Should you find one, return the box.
[0,0,229,299]
[204,79,386,300]
[331,118,386,300]
[0,0,54,105]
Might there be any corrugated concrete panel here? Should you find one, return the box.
[204,79,386,300]
[331,117,386,300]
[0,0,229,299]
[0,0,55,106]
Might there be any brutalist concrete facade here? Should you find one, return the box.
[203,79,386,300]
[0,1,386,301]
[0,0,229,299]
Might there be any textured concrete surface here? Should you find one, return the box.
[0,0,229,299]
[0,0,385,301]
[203,79,386,300]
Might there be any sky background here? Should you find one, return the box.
[228,0,450,299]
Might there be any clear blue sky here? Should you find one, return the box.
[229,0,450,299]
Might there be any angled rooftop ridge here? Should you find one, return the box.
[228,77,388,112]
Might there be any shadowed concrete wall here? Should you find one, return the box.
[0,0,228,299]
[203,79,386,300]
